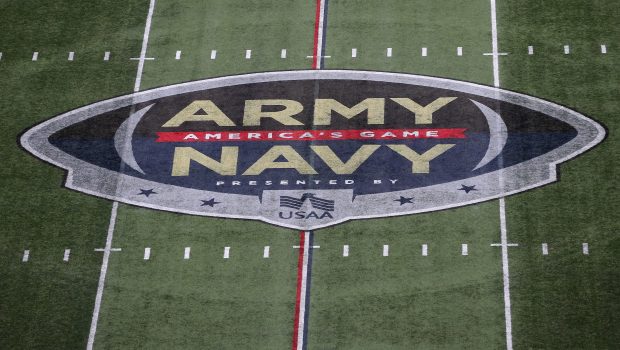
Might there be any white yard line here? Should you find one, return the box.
[490,0,500,87]
[87,1,157,349]
[295,231,312,350]
[489,0,514,349]
[314,0,326,69]
[499,198,514,350]
[87,202,119,350]
[133,0,156,93]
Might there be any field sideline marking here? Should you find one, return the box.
[86,0,157,349]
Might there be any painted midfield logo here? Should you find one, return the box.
[20,70,605,230]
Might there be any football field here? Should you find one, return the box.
[1,0,619,349]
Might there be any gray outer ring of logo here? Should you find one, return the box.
[20,70,606,230]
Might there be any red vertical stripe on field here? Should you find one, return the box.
[291,231,306,349]
[312,0,322,69]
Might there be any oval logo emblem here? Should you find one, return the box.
[21,70,605,230]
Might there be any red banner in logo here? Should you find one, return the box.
[156,128,467,142]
